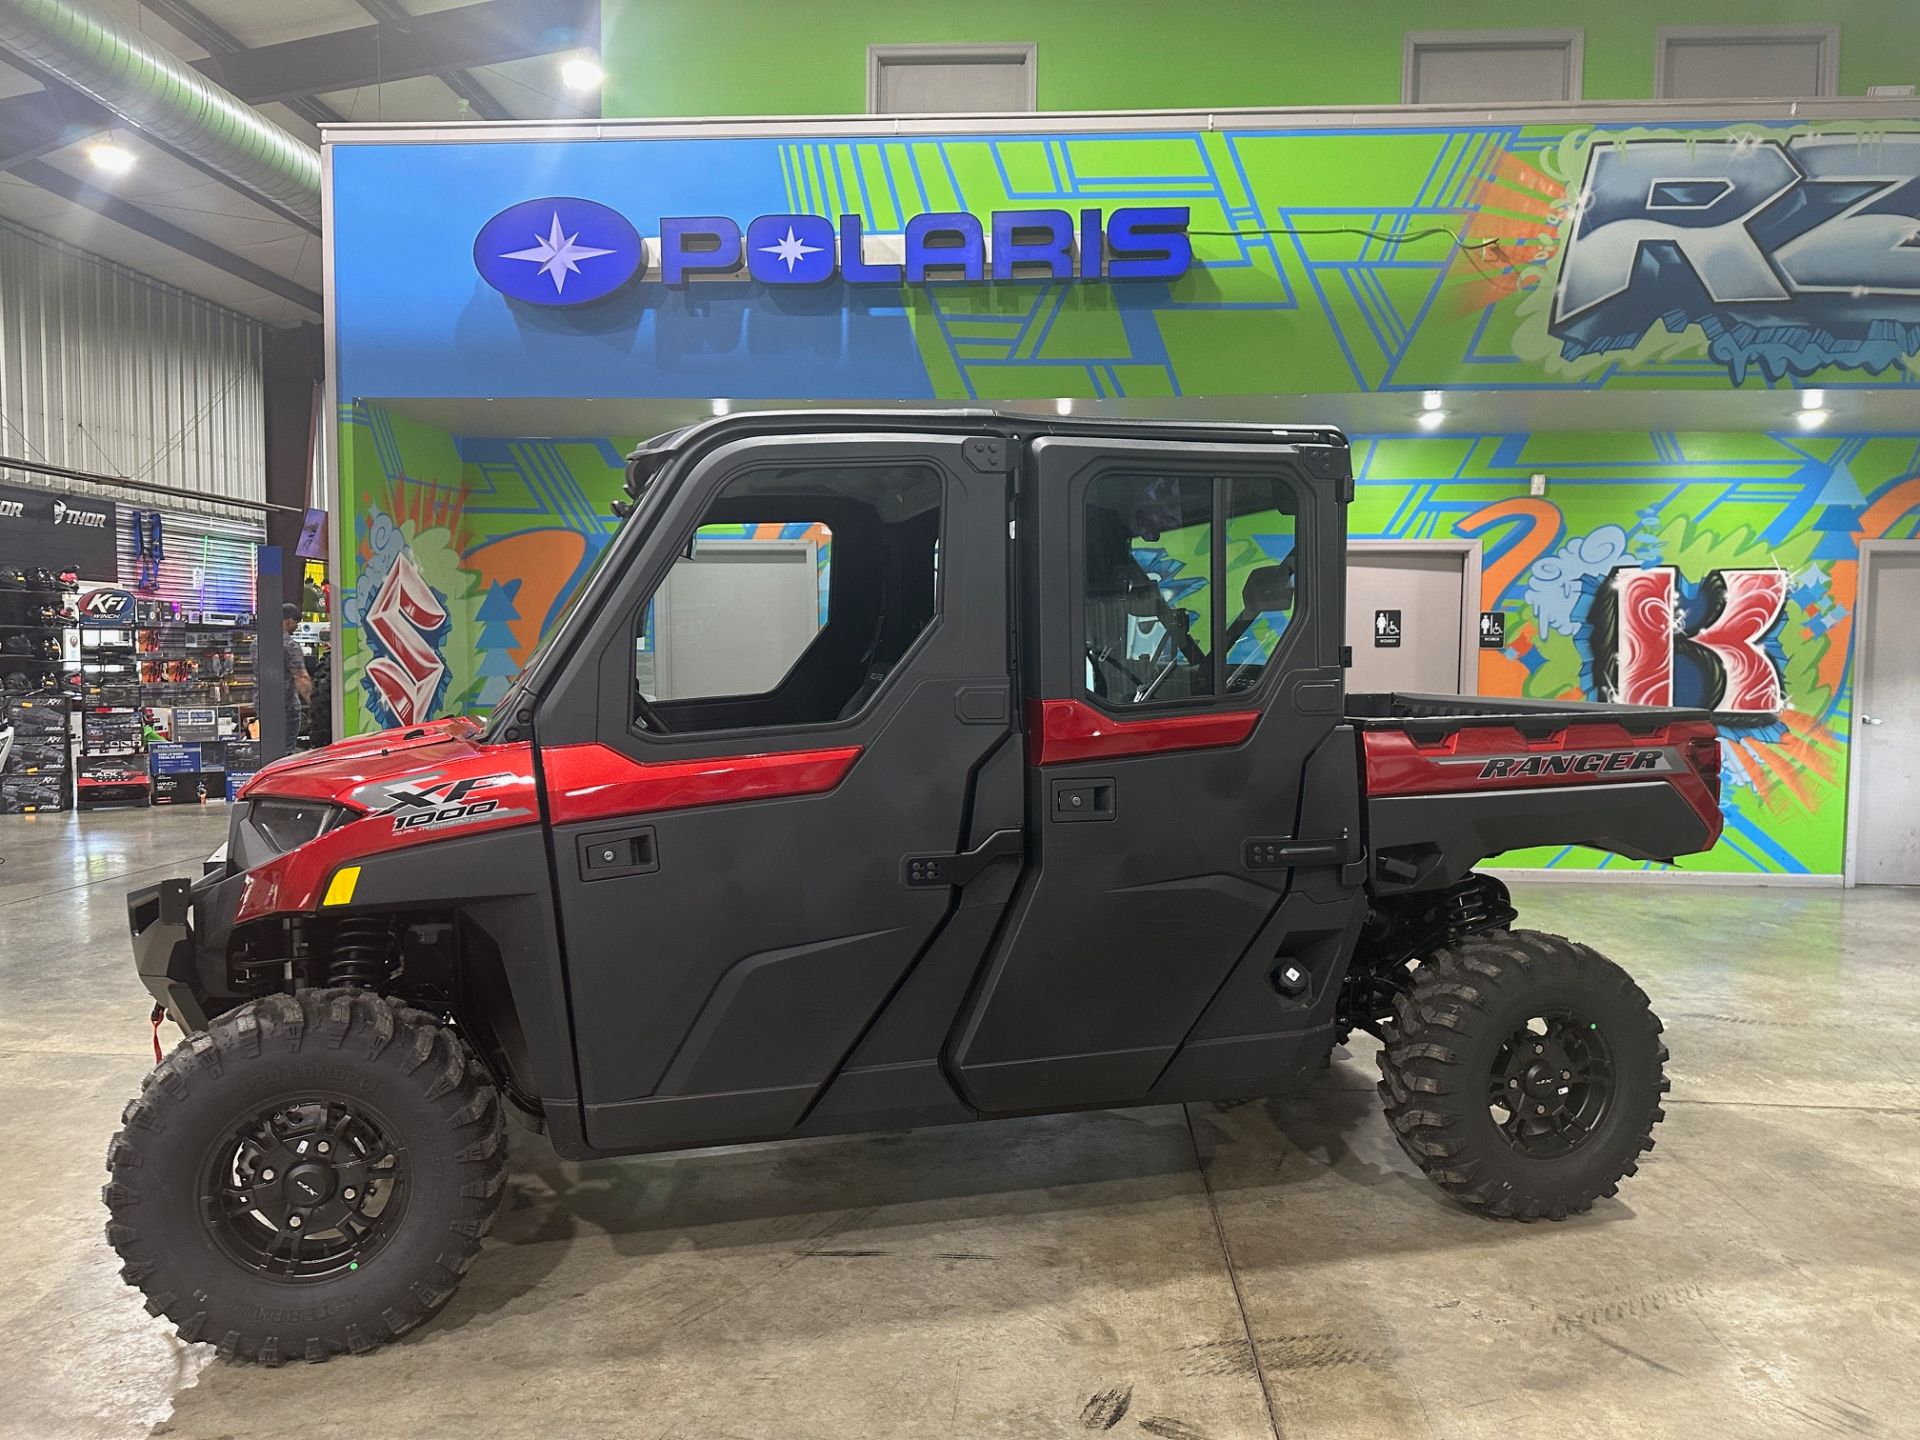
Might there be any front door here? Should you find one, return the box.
[949,434,1356,1113]
[535,430,1013,1152]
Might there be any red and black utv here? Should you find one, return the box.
[108,413,1721,1363]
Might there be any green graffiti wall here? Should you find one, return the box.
[337,403,1920,875]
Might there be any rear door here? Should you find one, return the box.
[534,429,1014,1152]
[949,435,1355,1113]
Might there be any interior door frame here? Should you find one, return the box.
[1346,538,1483,694]
[1843,538,1920,888]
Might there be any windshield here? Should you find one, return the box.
[478,442,678,739]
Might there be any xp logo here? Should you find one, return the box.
[473,197,644,307]
[52,498,108,528]
[1551,134,1920,381]
[366,774,514,834]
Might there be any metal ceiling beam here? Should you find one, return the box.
[0,75,321,232]
[8,156,322,314]
[191,0,593,105]
[136,0,345,128]
[352,0,512,120]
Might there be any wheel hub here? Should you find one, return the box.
[1488,1012,1615,1157]
[202,1098,406,1281]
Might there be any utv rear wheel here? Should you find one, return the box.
[1376,930,1667,1221]
[104,989,506,1363]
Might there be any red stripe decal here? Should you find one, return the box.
[1026,698,1259,766]
[541,743,862,826]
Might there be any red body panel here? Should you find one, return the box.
[541,742,862,826]
[234,733,538,923]
[1361,718,1724,843]
[1026,698,1260,766]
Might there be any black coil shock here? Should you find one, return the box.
[1441,874,1518,938]
[329,917,398,988]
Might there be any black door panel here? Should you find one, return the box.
[948,435,1354,1115]
[537,433,1016,1154]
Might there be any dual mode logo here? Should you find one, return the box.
[473,197,1192,308]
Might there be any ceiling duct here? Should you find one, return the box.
[0,0,321,227]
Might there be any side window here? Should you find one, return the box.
[633,463,942,734]
[1082,469,1299,708]
[1222,474,1298,692]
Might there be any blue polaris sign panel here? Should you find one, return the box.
[472,197,644,307]
[473,198,1191,306]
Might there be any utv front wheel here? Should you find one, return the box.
[104,989,506,1363]
[1376,930,1667,1221]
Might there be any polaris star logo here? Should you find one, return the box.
[0,500,20,520]
[52,498,108,528]
[473,196,1192,308]
[1473,750,1675,780]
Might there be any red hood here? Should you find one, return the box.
[241,716,499,810]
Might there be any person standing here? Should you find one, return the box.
[281,603,310,751]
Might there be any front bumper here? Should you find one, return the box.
[128,865,246,1033]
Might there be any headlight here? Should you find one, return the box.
[248,798,344,856]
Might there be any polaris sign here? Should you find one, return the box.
[474,197,1192,307]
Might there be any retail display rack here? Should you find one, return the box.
[76,596,260,809]
[0,566,79,814]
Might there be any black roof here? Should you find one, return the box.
[629,409,1348,461]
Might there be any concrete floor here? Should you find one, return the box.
[1,808,1916,1440]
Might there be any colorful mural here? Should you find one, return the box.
[330,117,1920,403]
[336,407,1920,876]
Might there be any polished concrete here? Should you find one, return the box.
[1,808,1915,1440]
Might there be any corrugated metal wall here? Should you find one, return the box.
[0,218,266,512]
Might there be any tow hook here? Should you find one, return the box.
[148,1003,165,1064]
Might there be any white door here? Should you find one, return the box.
[1346,546,1474,694]
[1853,548,1920,885]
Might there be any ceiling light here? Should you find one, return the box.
[560,53,605,92]
[1421,390,1444,412]
[1054,398,1073,415]
[709,398,730,416]
[1794,407,1831,430]
[1417,408,1446,430]
[87,141,135,175]
[1800,389,1826,410]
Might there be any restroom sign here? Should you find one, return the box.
[1374,610,1402,647]
[1479,611,1507,649]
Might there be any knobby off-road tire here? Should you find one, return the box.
[104,988,507,1363]
[1377,929,1668,1221]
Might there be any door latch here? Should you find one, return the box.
[902,829,1023,888]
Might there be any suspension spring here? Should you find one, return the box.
[328,917,398,988]
[1442,874,1517,938]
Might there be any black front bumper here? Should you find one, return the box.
[129,867,246,1033]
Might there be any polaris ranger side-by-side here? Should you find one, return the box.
[108,414,1720,1363]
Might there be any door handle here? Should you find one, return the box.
[576,824,658,881]
[1861,714,1884,726]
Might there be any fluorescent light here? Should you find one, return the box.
[560,53,605,92]
[1794,407,1831,430]
[1054,398,1073,415]
[1421,390,1444,412]
[87,141,135,175]
[709,398,730,416]
[1417,409,1446,430]
[1800,389,1826,410]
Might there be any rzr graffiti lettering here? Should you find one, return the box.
[1551,135,1920,381]
[1591,566,1788,717]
